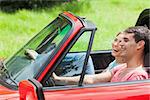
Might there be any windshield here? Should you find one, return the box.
[2,17,72,84]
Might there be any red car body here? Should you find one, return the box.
[0,9,149,100]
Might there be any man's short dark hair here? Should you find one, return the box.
[124,26,150,54]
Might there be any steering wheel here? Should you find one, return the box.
[45,77,56,86]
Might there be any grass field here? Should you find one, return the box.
[0,0,150,58]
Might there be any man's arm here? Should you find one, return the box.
[52,70,112,85]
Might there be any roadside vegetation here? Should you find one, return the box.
[0,0,149,58]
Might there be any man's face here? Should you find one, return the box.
[112,32,137,59]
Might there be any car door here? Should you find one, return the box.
[42,80,150,100]
[20,71,150,100]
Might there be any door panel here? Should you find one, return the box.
[43,81,150,100]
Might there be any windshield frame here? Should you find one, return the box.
[36,13,78,81]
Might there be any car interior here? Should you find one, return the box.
[53,9,150,86]
[90,8,150,77]
[42,9,150,87]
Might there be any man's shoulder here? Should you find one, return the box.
[130,67,148,79]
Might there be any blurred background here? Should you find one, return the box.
[0,0,149,59]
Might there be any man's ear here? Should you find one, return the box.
[137,40,145,50]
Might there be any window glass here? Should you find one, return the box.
[54,31,91,86]
[70,32,91,52]
[4,17,72,83]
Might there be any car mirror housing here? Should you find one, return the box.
[19,79,45,100]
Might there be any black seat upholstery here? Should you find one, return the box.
[144,53,150,67]
[144,53,150,75]
[135,9,150,29]
[135,9,150,75]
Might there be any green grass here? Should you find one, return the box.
[0,0,150,58]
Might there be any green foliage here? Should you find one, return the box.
[0,0,149,58]
[60,0,91,13]
[0,0,63,12]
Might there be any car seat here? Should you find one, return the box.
[144,52,150,78]
[135,8,150,78]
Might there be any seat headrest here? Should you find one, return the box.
[144,52,150,67]
[144,52,150,75]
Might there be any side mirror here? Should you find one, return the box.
[19,79,45,100]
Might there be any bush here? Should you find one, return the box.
[60,0,91,13]
[0,0,66,12]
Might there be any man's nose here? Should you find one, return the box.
[119,40,124,46]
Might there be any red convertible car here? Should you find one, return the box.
[0,9,149,100]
